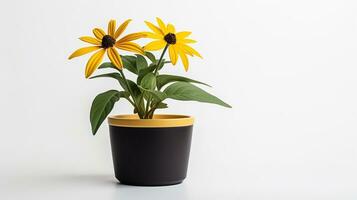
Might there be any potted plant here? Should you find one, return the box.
[69,18,231,186]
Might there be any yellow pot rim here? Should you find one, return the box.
[108,114,194,128]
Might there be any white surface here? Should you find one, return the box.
[1,0,357,199]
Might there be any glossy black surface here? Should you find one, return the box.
[109,125,193,186]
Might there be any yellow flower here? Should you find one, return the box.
[143,17,202,71]
[69,19,146,78]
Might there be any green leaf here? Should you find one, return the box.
[158,59,168,70]
[164,82,231,108]
[136,94,145,117]
[98,57,138,75]
[89,73,127,91]
[138,85,166,102]
[136,55,148,71]
[98,62,119,71]
[140,73,156,90]
[136,58,169,87]
[155,102,168,109]
[156,74,211,90]
[90,90,124,135]
[148,59,167,70]
[127,79,145,117]
[118,91,131,98]
[149,90,166,102]
[90,72,121,80]
[121,55,138,74]
[127,79,142,100]
[136,65,157,84]
[145,52,156,63]
[137,58,167,84]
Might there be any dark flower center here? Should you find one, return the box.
[101,35,116,48]
[164,33,176,44]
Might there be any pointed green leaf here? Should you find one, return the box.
[98,57,137,75]
[137,65,157,84]
[136,94,145,117]
[140,72,156,90]
[90,72,121,80]
[127,79,142,100]
[90,90,124,135]
[89,73,127,91]
[136,54,148,71]
[127,79,145,116]
[156,74,211,90]
[164,82,231,108]
[98,62,118,70]
[145,51,156,63]
[138,85,166,102]
[148,59,167,70]
[136,58,167,85]
[121,55,138,74]
[156,102,168,109]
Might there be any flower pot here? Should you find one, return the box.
[108,114,194,186]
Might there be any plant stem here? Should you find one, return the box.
[144,98,150,118]
[147,106,155,118]
[146,100,161,117]
[118,69,143,118]
[118,69,133,99]
[145,44,169,118]
[153,44,169,75]
[126,98,135,107]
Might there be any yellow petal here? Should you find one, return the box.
[176,31,191,39]
[169,45,178,65]
[93,28,106,40]
[179,50,189,71]
[167,24,175,33]
[181,44,203,58]
[183,49,193,56]
[180,39,196,44]
[144,21,164,36]
[143,40,166,51]
[79,36,101,45]
[114,19,131,39]
[107,47,123,69]
[156,17,167,34]
[116,42,145,54]
[176,44,192,56]
[108,19,116,37]
[85,49,106,78]
[118,32,147,43]
[142,32,162,39]
[68,46,101,59]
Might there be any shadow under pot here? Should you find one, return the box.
[108,114,194,186]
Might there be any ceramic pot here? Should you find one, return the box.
[108,114,194,186]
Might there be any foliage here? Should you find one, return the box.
[69,18,231,135]
[89,53,231,134]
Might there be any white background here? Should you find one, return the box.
[1,0,357,199]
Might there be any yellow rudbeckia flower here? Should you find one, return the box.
[143,17,202,71]
[69,19,146,78]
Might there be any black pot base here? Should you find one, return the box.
[109,125,193,186]
[118,179,183,186]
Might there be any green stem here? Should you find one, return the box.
[147,105,156,118]
[153,44,169,75]
[126,98,135,107]
[145,44,169,119]
[119,69,143,118]
[147,100,161,117]
[144,99,150,119]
